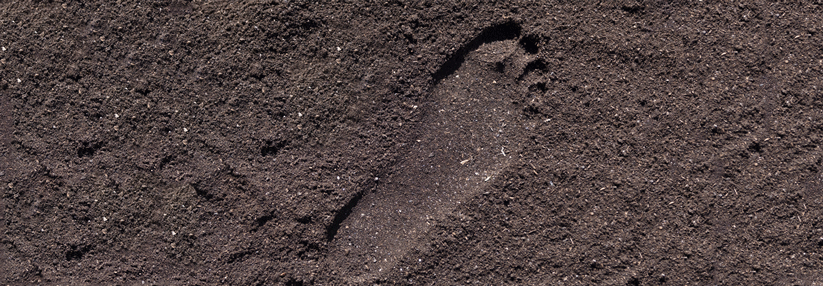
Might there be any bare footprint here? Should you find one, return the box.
[325,22,534,282]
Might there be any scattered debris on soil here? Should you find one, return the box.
[2,1,823,285]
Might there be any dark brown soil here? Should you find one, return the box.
[3,1,823,285]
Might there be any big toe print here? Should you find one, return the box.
[326,22,537,282]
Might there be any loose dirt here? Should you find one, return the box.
[3,1,823,285]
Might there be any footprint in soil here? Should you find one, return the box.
[325,22,536,282]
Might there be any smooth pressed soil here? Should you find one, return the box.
[3,1,823,285]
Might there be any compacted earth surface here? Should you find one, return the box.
[4,0,823,285]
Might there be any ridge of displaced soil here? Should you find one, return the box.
[3,1,823,285]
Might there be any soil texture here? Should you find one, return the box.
[3,1,823,285]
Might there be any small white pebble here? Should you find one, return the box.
[114,113,119,118]
[16,78,21,83]
[183,127,188,132]
[1,47,5,51]
[298,112,303,117]
[103,217,107,222]
[375,177,379,181]
[172,231,176,236]
[336,47,341,51]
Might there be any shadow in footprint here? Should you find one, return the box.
[325,21,533,282]
[432,21,522,85]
